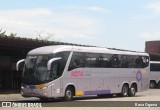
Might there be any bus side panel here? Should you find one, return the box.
[90,68,120,94]
[103,77,120,94]
[90,77,103,94]
[140,68,149,91]
[50,79,61,97]
[141,78,149,91]
[77,78,90,96]
[77,69,91,96]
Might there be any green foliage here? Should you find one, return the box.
[0,29,17,38]
[0,29,6,37]
[8,33,17,38]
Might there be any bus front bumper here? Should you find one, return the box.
[21,85,51,98]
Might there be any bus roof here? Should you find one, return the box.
[28,45,149,56]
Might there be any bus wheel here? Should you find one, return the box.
[128,85,136,97]
[150,81,156,88]
[64,87,73,101]
[121,84,128,97]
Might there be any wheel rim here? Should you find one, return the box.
[130,87,135,95]
[150,82,155,88]
[122,86,128,96]
[66,90,72,99]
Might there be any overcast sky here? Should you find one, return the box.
[0,0,160,51]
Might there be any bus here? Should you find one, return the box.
[149,61,160,88]
[16,45,150,101]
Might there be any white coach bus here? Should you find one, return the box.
[149,61,160,88]
[16,45,149,101]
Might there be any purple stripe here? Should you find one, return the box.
[84,90,110,95]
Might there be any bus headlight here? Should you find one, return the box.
[42,87,47,89]
[21,86,24,89]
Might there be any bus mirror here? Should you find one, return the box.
[16,59,25,71]
[47,57,62,71]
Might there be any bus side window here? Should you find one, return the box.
[55,51,70,76]
[135,56,143,68]
[141,56,149,68]
[85,53,99,67]
[150,63,160,71]
[110,54,120,68]
[50,61,59,78]
[128,56,136,68]
[120,55,129,68]
[68,52,84,71]
[98,53,111,68]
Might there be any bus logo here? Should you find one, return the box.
[70,70,84,77]
[136,70,142,81]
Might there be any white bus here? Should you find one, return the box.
[149,61,160,88]
[16,45,149,101]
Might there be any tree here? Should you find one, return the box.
[35,31,60,42]
[0,29,17,38]
[8,33,17,38]
[0,29,6,37]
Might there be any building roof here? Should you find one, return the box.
[0,35,92,56]
[0,35,90,48]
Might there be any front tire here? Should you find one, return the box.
[64,87,73,101]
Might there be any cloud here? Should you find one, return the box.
[0,8,100,41]
[64,5,110,13]
[85,6,110,13]
[0,8,53,31]
[145,2,160,15]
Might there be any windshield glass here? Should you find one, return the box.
[22,52,70,85]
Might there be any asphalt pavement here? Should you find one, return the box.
[0,89,160,110]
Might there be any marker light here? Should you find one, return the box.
[44,92,47,95]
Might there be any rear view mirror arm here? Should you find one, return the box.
[16,59,25,71]
[47,57,62,71]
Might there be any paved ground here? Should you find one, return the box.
[0,89,160,110]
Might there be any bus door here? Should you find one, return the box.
[50,60,62,97]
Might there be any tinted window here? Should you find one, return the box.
[135,56,149,68]
[85,53,99,67]
[110,54,120,68]
[98,54,111,68]
[141,56,149,68]
[127,56,136,68]
[120,55,129,68]
[53,51,70,76]
[68,52,85,71]
[68,52,149,70]
[150,63,160,71]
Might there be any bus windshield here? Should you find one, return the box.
[22,52,70,85]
